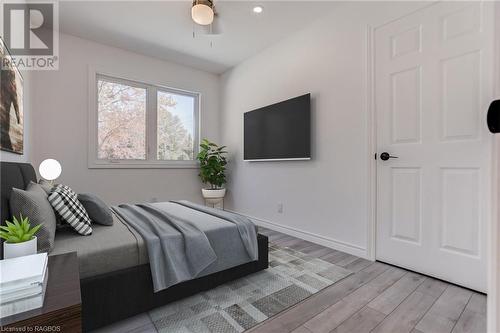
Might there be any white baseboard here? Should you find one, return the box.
[227,209,369,259]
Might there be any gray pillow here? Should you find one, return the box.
[37,180,67,229]
[9,182,57,253]
[77,193,113,226]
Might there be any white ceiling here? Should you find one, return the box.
[59,1,337,74]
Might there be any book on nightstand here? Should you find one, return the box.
[0,253,48,318]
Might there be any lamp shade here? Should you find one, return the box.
[192,3,214,25]
[39,159,62,181]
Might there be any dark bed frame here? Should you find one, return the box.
[0,162,269,331]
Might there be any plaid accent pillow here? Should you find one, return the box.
[48,184,92,235]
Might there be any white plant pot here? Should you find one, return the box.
[3,236,37,259]
[202,188,226,199]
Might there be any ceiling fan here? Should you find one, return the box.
[191,0,223,36]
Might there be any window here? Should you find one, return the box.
[97,79,147,160]
[89,73,199,168]
[157,90,196,161]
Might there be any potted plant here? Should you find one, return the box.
[1,215,41,259]
[197,139,228,199]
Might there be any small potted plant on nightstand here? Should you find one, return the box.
[197,139,228,203]
[1,215,41,259]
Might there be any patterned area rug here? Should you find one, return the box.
[149,244,353,333]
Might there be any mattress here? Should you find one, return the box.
[50,204,258,280]
[50,214,148,279]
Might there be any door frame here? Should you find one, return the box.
[366,21,377,263]
[365,1,498,330]
[488,2,500,331]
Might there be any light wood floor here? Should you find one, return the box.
[92,227,486,333]
[252,227,486,333]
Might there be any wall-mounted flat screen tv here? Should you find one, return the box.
[244,93,311,161]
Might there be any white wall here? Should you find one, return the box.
[31,33,220,205]
[220,2,429,257]
[0,71,32,163]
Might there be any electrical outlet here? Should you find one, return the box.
[277,203,284,214]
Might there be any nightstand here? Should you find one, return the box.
[0,252,82,332]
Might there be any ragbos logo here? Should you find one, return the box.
[1,1,59,70]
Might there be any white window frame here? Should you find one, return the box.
[88,68,200,169]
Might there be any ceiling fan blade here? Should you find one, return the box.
[209,17,223,35]
[198,13,222,35]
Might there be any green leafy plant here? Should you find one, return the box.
[197,139,228,189]
[0,215,41,244]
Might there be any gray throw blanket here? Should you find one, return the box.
[112,203,217,292]
[113,201,259,292]
[171,200,258,261]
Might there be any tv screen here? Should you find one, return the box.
[244,94,311,161]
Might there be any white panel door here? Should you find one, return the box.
[375,1,493,292]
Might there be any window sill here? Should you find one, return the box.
[88,161,199,169]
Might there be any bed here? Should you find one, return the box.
[0,162,269,331]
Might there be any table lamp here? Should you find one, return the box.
[39,159,62,184]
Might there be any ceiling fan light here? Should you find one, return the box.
[192,2,214,25]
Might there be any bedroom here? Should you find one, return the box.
[0,1,499,332]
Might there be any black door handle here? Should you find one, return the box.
[380,152,398,161]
